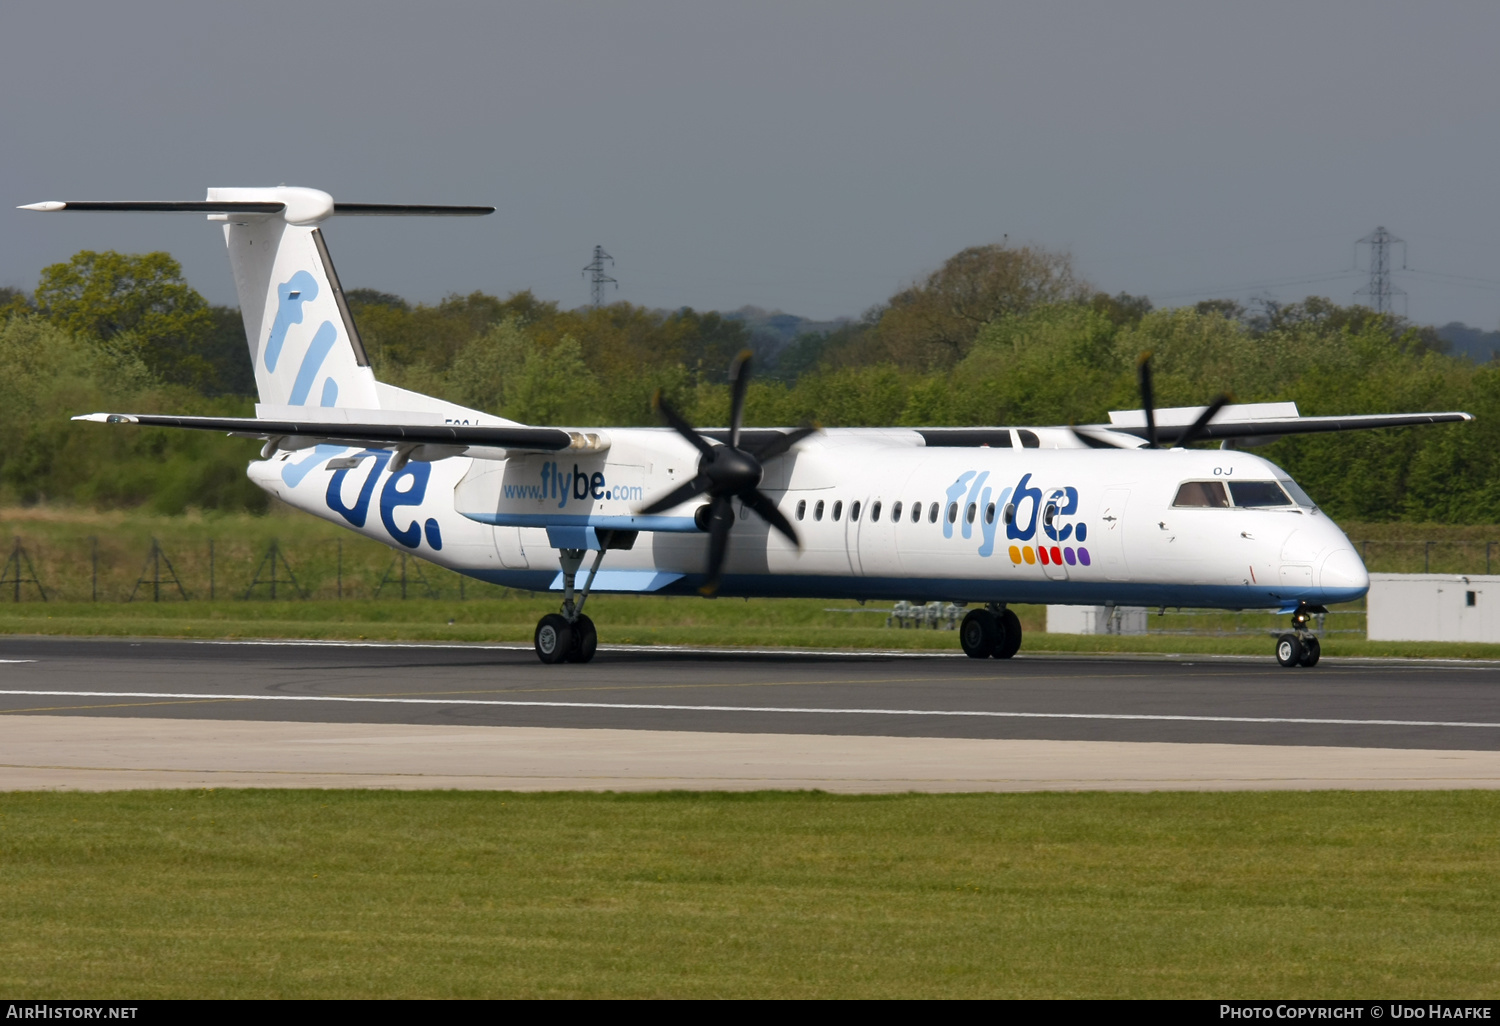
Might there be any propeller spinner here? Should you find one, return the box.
[637,351,817,595]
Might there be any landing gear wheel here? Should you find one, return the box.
[1275,633,1305,668]
[1299,636,1320,667]
[534,613,574,665]
[569,614,598,664]
[960,610,999,658]
[994,609,1023,659]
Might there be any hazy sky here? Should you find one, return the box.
[4,2,1499,328]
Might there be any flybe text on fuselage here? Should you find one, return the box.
[501,461,645,506]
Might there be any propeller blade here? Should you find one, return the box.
[637,473,712,515]
[743,488,800,548]
[728,350,753,450]
[1068,425,1142,450]
[1137,352,1158,449]
[1172,394,1234,450]
[750,423,818,462]
[700,496,736,595]
[653,390,717,461]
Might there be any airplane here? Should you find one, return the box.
[21,187,1474,668]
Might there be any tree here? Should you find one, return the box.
[34,251,216,390]
[872,243,1090,369]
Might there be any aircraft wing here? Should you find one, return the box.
[72,412,578,453]
[1099,411,1474,445]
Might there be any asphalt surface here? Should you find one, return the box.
[2,636,1500,751]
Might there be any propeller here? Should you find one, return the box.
[637,350,817,595]
[1138,352,1158,449]
[1137,352,1231,450]
[1068,354,1231,450]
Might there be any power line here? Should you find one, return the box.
[1355,226,1407,315]
[1152,271,1363,302]
[582,245,617,308]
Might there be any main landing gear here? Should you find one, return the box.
[1274,601,1326,668]
[960,604,1023,660]
[533,546,604,665]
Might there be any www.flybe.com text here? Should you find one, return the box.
[502,462,643,506]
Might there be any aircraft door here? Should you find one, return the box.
[1038,486,1070,580]
[1098,487,1130,581]
[846,496,866,575]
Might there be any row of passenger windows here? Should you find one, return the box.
[791,497,1015,526]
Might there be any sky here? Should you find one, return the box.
[3,2,1499,329]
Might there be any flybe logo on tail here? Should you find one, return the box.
[265,271,340,407]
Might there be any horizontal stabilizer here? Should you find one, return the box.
[20,197,493,221]
[331,203,495,216]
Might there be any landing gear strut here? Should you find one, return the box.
[534,547,604,665]
[533,531,635,664]
[959,603,1023,660]
[1275,601,1325,668]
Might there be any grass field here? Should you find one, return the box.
[1,790,1497,998]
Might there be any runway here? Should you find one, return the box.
[3,636,1500,790]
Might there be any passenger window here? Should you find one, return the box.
[814,499,825,521]
[966,502,977,524]
[928,502,939,523]
[985,502,996,524]
[1003,502,1016,525]
[947,502,958,523]
[871,500,881,522]
[1173,481,1230,508]
[890,500,901,521]
[911,502,922,524]
[1228,481,1293,507]
[1043,502,1056,526]
[1017,430,1041,449]
[851,500,861,521]
[796,499,806,521]
[832,500,843,521]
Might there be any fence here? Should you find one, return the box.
[0,531,507,603]
[0,531,1492,618]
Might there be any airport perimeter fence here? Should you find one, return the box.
[0,531,505,604]
[0,532,1494,634]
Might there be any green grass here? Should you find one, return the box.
[1,790,1497,998]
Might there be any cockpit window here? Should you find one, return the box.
[1228,480,1293,507]
[1279,478,1316,508]
[1173,481,1230,508]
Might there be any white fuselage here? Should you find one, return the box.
[250,428,1369,610]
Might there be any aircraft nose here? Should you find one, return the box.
[1318,546,1369,594]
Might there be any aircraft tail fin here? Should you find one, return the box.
[19,188,493,416]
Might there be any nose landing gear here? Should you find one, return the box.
[1275,602,1325,668]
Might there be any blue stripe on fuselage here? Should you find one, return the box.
[449,566,1362,609]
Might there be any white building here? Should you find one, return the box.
[1366,573,1500,642]
[1046,605,1148,635]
